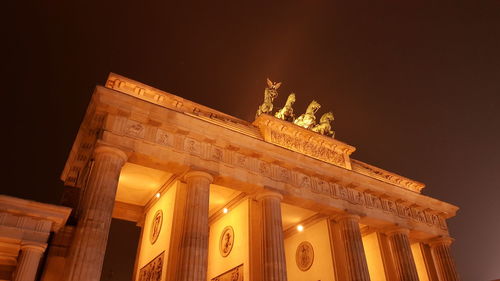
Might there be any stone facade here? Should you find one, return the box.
[15,73,460,281]
[0,195,71,281]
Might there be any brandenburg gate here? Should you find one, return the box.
[52,73,459,281]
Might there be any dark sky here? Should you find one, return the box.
[5,1,500,281]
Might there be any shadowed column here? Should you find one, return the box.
[429,237,460,281]
[177,171,213,281]
[13,243,47,281]
[64,146,127,281]
[331,214,371,281]
[386,228,419,281]
[257,192,287,281]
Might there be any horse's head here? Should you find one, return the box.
[306,100,321,114]
[320,112,335,123]
[286,93,296,105]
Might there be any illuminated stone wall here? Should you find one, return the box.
[135,181,179,281]
[411,243,431,281]
[284,219,336,281]
[362,232,387,281]
[207,199,250,281]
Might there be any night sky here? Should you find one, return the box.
[5,2,500,281]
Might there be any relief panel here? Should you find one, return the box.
[138,252,164,281]
[211,264,244,281]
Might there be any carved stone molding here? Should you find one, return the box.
[150,210,163,244]
[428,236,455,247]
[296,241,314,271]
[94,145,128,162]
[351,159,425,193]
[102,115,449,232]
[211,264,243,281]
[138,251,164,281]
[219,226,234,257]
[20,242,47,253]
[105,73,251,130]
[253,114,355,169]
[62,109,106,187]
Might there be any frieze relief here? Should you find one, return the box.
[269,130,347,168]
[138,252,164,281]
[107,115,448,231]
[155,129,174,147]
[184,137,202,157]
[211,264,243,281]
[253,114,355,170]
[125,119,145,138]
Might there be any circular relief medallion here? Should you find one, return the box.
[219,226,234,257]
[296,241,314,271]
[150,209,163,244]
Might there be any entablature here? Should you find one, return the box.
[0,195,71,233]
[104,73,425,193]
[61,75,458,239]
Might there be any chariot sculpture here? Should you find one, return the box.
[311,112,335,138]
[293,100,321,129]
[255,79,336,138]
[275,93,296,122]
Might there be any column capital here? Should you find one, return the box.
[384,227,410,236]
[20,242,47,253]
[255,190,283,201]
[331,213,361,222]
[94,145,128,162]
[428,236,455,247]
[183,170,214,183]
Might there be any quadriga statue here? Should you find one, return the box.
[256,78,281,119]
[274,93,296,122]
[311,112,335,138]
[293,100,321,129]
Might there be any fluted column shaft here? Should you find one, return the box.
[386,228,419,281]
[429,238,460,281]
[335,214,371,281]
[257,192,287,281]
[13,243,47,281]
[177,171,213,281]
[64,146,127,281]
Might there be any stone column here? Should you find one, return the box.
[177,171,213,281]
[13,243,47,281]
[429,237,460,281]
[64,146,127,281]
[332,214,371,281]
[256,191,287,281]
[386,228,419,281]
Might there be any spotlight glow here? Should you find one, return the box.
[297,224,304,232]
[155,192,161,198]
[223,208,229,214]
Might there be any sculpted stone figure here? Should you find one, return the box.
[274,93,296,122]
[256,78,281,118]
[293,100,321,129]
[311,112,335,138]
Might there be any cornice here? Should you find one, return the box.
[0,195,71,233]
[105,72,251,128]
[351,159,425,193]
